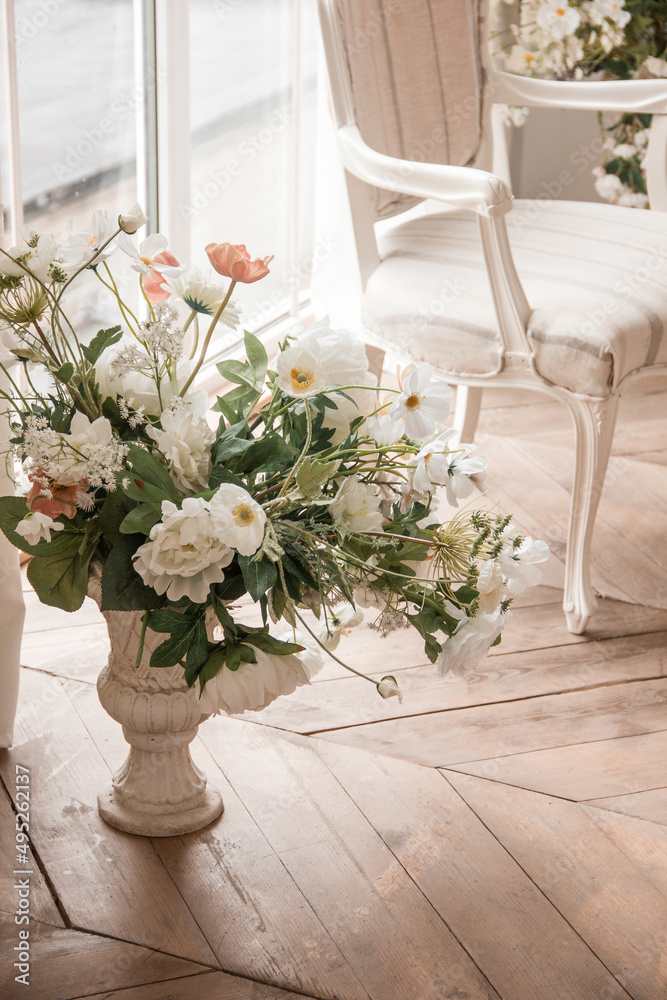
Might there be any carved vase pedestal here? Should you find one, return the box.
[89,569,223,837]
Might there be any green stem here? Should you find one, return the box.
[180,281,236,396]
[135,611,150,668]
[278,400,312,497]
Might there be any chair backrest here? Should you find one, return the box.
[318,0,492,220]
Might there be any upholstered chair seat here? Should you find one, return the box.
[366,200,667,398]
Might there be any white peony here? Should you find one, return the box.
[498,533,550,594]
[315,604,364,650]
[16,511,64,545]
[331,476,384,532]
[197,635,322,716]
[209,482,267,556]
[390,366,453,440]
[147,392,214,493]
[437,609,506,678]
[133,497,234,603]
[95,341,194,416]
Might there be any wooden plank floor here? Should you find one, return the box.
[1,385,666,1000]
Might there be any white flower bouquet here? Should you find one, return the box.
[491,0,667,208]
[0,207,548,713]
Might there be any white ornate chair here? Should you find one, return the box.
[317,0,667,634]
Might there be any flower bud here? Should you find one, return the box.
[118,204,148,234]
[377,675,402,702]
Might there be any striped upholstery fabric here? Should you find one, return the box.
[363,200,667,396]
[334,0,486,219]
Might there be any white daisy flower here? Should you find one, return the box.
[117,232,170,275]
[316,604,364,650]
[275,345,327,398]
[209,483,267,557]
[15,511,64,545]
[389,366,453,440]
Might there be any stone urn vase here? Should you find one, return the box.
[89,565,223,837]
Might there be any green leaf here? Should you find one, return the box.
[216,359,257,388]
[296,457,341,499]
[82,325,122,365]
[26,522,100,612]
[208,467,248,491]
[98,490,136,546]
[244,330,268,385]
[243,632,304,656]
[54,362,74,383]
[212,436,255,464]
[238,553,277,602]
[198,646,227,691]
[119,503,162,536]
[234,433,297,474]
[125,444,182,500]
[101,533,166,611]
[150,632,192,670]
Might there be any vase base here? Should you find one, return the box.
[97,787,224,837]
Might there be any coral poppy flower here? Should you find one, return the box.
[27,472,88,520]
[205,242,273,283]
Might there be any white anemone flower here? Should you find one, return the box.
[133,497,235,604]
[0,232,61,283]
[275,345,327,398]
[536,1,581,40]
[316,604,364,650]
[59,210,117,272]
[592,0,631,27]
[364,412,404,447]
[436,609,506,678]
[412,429,487,507]
[390,365,453,440]
[644,56,667,78]
[117,232,170,275]
[209,483,267,557]
[15,511,64,545]
[163,264,241,326]
[498,533,550,594]
[476,560,506,613]
[197,635,322,716]
[331,476,384,532]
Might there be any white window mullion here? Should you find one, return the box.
[1,0,23,243]
[155,0,191,260]
[288,0,302,318]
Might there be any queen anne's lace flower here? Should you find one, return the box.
[133,497,234,603]
[22,412,127,490]
[147,391,214,493]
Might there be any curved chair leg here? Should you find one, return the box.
[563,393,619,635]
[453,386,483,443]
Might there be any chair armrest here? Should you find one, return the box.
[337,125,514,218]
[493,71,667,114]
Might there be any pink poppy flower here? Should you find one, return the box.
[205,242,273,283]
